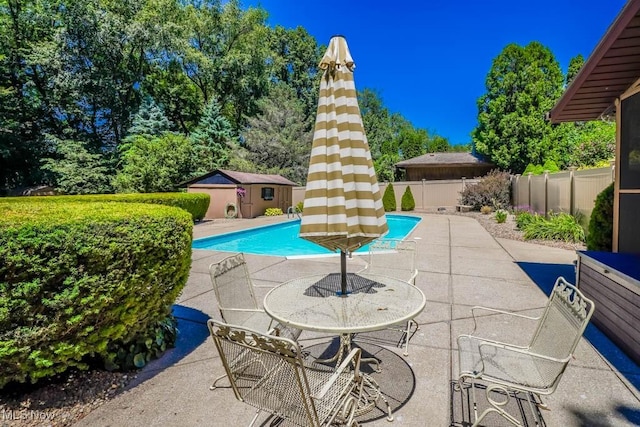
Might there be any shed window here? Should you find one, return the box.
[261,187,274,200]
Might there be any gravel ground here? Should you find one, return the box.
[445,210,587,252]
[0,211,585,427]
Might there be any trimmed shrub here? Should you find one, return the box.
[382,184,396,212]
[400,186,415,211]
[587,183,614,251]
[295,201,304,213]
[542,159,560,173]
[0,193,210,221]
[459,170,511,210]
[0,201,192,387]
[495,210,507,223]
[522,212,585,243]
[264,208,283,216]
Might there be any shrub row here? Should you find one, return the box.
[0,192,210,221]
[0,201,193,387]
[515,210,585,243]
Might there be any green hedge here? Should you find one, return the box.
[0,201,192,387]
[0,192,210,221]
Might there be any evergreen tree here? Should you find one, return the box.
[566,54,584,87]
[190,98,235,174]
[242,84,312,184]
[127,97,172,138]
[401,186,415,211]
[382,184,396,212]
[472,42,566,172]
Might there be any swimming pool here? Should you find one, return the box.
[192,214,421,257]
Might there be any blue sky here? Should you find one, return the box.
[246,0,627,145]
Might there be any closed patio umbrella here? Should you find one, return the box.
[299,35,388,295]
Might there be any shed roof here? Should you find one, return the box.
[395,152,494,168]
[183,169,298,186]
[549,0,640,122]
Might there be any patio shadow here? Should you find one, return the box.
[124,305,210,387]
[516,261,640,392]
[306,338,416,423]
[567,404,640,426]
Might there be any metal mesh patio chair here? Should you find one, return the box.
[209,253,302,389]
[456,276,595,427]
[357,238,419,355]
[208,319,366,427]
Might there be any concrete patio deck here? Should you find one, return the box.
[75,214,640,426]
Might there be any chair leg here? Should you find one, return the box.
[210,373,228,390]
[458,377,524,427]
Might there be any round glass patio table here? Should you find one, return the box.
[263,272,426,334]
[263,272,426,421]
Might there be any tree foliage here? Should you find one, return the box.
[242,83,312,184]
[472,42,566,173]
[41,137,113,195]
[382,184,396,212]
[190,97,235,174]
[114,133,194,193]
[1,0,457,194]
[400,186,415,211]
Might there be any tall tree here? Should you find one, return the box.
[242,83,312,184]
[566,54,584,87]
[472,42,566,172]
[268,25,322,119]
[190,96,235,174]
[0,0,61,191]
[359,88,394,161]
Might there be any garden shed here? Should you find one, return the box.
[184,169,296,219]
[394,152,494,181]
[548,0,640,365]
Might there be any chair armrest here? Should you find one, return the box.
[457,333,527,351]
[314,348,361,400]
[470,306,540,335]
[478,341,570,364]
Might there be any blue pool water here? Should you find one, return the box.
[193,214,421,257]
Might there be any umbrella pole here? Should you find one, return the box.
[340,250,348,296]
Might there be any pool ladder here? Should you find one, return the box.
[287,206,301,219]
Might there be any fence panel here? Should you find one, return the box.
[574,168,613,221]
[512,175,530,209]
[529,174,547,214]
[547,171,572,213]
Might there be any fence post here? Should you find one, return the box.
[544,170,550,218]
[569,166,577,216]
[513,174,521,208]
[422,179,426,210]
[610,160,616,182]
[527,172,533,210]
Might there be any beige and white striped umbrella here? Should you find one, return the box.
[300,35,388,256]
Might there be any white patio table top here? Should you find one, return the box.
[263,272,426,334]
